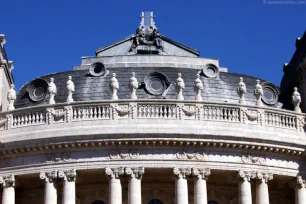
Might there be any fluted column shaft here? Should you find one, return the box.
[125,167,145,204]
[173,167,191,204]
[295,176,306,204]
[238,171,254,204]
[106,167,124,204]
[59,169,76,204]
[0,175,15,204]
[192,168,210,204]
[40,171,58,204]
[255,172,273,204]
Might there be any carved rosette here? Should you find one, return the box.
[176,152,208,161]
[173,167,191,179]
[0,174,15,188]
[254,172,273,184]
[241,155,266,164]
[105,167,124,179]
[58,169,76,182]
[125,167,145,179]
[40,171,58,183]
[238,170,256,182]
[192,168,211,180]
[296,176,306,189]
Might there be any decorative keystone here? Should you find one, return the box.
[66,76,75,103]
[7,84,16,111]
[0,174,15,188]
[237,77,246,104]
[110,73,119,100]
[292,87,302,113]
[58,169,77,182]
[173,167,191,179]
[105,167,124,179]
[40,171,58,183]
[176,73,185,100]
[254,80,263,106]
[125,167,145,179]
[129,72,138,100]
[254,172,273,184]
[192,168,211,180]
[48,78,57,105]
[194,72,203,101]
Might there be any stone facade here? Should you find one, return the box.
[0,13,305,204]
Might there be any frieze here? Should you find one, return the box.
[241,155,266,164]
[110,151,139,160]
[176,152,208,161]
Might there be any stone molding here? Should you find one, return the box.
[173,167,191,179]
[254,172,273,184]
[192,168,211,180]
[40,171,58,183]
[105,167,124,179]
[125,167,145,179]
[0,174,15,188]
[58,169,76,182]
[241,155,266,164]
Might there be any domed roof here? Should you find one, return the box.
[15,12,281,109]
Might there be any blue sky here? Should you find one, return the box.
[1,0,305,90]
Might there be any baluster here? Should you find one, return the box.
[224,109,228,121]
[172,105,176,118]
[97,107,101,119]
[155,105,158,118]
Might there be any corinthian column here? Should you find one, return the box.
[173,167,191,204]
[58,169,76,204]
[295,176,306,204]
[125,167,145,204]
[254,172,272,204]
[0,174,15,204]
[105,167,124,204]
[40,171,58,204]
[238,170,255,204]
[192,168,210,204]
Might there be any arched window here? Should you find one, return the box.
[92,201,105,204]
[148,199,163,204]
[208,201,218,204]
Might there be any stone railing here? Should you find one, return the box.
[0,100,304,132]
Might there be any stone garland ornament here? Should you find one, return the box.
[176,73,185,100]
[125,167,145,179]
[7,84,16,111]
[292,87,302,113]
[241,155,266,164]
[254,79,263,106]
[176,152,208,161]
[105,167,124,179]
[0,174,15,187]
[66,76,75,103]
[58,169,77,182]
[110,73,119,100]
[48,78,57,105]
[237,77,246,104]
[192,168,211,180]
[194,72,203,101]
[129,72,138,100]
[110,151,139,160]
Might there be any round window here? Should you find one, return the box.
[144,72,169,95]
[89,62,106,77]
[261,82,280,105]
[27,78,49,102]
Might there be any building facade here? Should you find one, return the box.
[0,12,305,204]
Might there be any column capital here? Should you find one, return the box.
[58,169,76,182]
[296,176,306,189]
[192,168,210,180]
[173,167,191,179]
[0,174,15,188]
[254,172,273,184]
[40,170,58,183]
[125,167,145,179]
[238,170,255,182]
[105,167,124,179]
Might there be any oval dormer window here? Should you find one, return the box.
[27,78,49,102]
[89,62,106,77]
[144,72,170,95]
